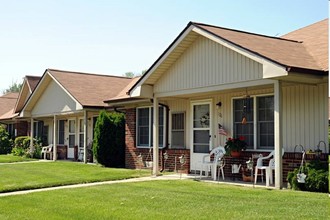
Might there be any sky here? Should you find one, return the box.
[0,0,328,93]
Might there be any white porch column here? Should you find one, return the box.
[53,115,57,161]
[274,80,283,189]
[83,110,88,163]
[30,118,34,154]
[152,97,159,176]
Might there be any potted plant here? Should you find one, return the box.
[224,136,247,157]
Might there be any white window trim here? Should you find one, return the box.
[57,119,66,145]
[78,117,84,148]
[232,93,274,151]
[170,111,186,149]
[136,106,166,149]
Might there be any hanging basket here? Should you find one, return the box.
[297,173,306,183]
[144,161,153,168]
[297,151,306,183]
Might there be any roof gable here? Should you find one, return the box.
[129,20,328,96]
[14,75,41,113]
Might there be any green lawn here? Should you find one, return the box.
[0,180,328,220]
[0,161,149,193]
[0,154,36,163]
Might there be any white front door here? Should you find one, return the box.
[190,101,212,171]
[67,119,76,159]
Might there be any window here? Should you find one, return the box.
[233,98,254,148]
[233,95,274,150]
[258,96,274,149]
[42,125,48,146]
[33,121,44,139]
[171,112,185,149]
[6,123,15,139]
[58,120,65,145]
[136,106,165,148]
[79,118,84,148]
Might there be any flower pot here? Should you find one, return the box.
[230,151,241,158]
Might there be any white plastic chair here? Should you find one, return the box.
[200,146,226,180]
[254,149,284,186]
[41,144,53,160]
[217,157,226,181]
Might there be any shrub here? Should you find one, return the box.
[14,136,31,150]
[0,125,13,154]
[287,160,328,193]
[93,110,125,167]
[12,136,42,158]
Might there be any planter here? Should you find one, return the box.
[242,173,253,182]
[230,151,241,158]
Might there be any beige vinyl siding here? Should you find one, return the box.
[154,36,263,94]
[164,83,328,152]
[282,83,328,151]
[31,80,81,116]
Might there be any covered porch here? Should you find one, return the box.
[27,110,99,163]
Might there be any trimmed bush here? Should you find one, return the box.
[12,136,42,158]
[287,160,328,193]
[0,125,13,154]
[93,110,125,167]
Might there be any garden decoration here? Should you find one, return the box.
[163,151,168,172]
[315,140,327,158]
[178,154,186,179]
[137,153,143,170]
[144,147,153,168]
[297,151,306,183]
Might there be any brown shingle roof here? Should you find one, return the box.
[0,92,19,119]
[282,19,328,71]
[106,77,141,102]
[194,22,326,72]
[48,69,133,107]
[26,75,41,92]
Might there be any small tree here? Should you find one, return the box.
[3,81,22,94]
[0,125,13,154]
[93,110,125,167]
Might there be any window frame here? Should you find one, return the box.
[136,106,166,148]
[58,120,65,145]
[170,111,185,149]
[232,94,274,150]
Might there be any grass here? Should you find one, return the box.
[0,180,328,220]
[0,154,36,163]
[0,161,149,193]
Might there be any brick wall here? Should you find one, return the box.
[125,108,190,173]
[15,121,28,137]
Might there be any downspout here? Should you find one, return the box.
[114,107,126,115]
[159,103,170,172]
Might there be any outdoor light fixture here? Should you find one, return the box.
[216,101,222,108]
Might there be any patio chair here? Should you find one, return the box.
[41,144,53,160]
[200,146,226,181]
[254,148,284,186]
